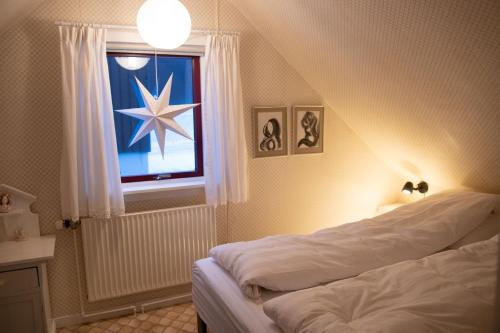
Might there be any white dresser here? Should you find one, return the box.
[0,185,55,333]
[0,236,56,333]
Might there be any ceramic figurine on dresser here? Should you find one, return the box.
[0,184,56,333]
[0,192,12,213]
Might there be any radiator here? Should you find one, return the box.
[81,205,216,302]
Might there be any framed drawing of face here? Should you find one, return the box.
[253,106,288,158]
[291,105,324,154]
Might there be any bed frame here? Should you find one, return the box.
[197,314,207,333]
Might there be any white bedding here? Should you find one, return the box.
[264,235,498,333]
[209,190,500,298]
[192,258,284,333]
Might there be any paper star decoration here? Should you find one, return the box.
[115,74,199,158]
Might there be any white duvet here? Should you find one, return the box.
[209,191,499,298]
[264,235,498,333]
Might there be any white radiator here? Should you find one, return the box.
[81,205,216,301]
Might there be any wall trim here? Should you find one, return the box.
[53,293,192,328]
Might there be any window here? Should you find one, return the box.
[107,53,203,183]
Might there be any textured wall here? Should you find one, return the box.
[0,0,44,29]
[229,0,500,194]
[0,0,402,318]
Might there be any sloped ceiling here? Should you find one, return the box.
[229,0,500,192]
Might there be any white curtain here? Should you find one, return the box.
[59,26,124,221]
[203,34,249,206]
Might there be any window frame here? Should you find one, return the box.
[107,51,204,183]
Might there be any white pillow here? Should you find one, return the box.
[447,211,499,249]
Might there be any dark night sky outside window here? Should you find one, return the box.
[107,53,203,182]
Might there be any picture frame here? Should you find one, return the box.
[291,105,324,154]
[253,106,288,158]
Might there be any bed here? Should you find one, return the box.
[192,257,284,333]
[192,190,500,333]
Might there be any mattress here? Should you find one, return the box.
[192,258,284,333]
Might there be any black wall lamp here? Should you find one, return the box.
[402,181,429,195]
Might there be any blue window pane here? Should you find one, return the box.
[107,54,197,178]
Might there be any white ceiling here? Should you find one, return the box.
[228,0,500,192]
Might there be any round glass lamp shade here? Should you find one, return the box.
[137,0,192,50]
[115,57,150,71]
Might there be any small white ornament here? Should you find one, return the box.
[0,193,12,213]
[15,228,28,241]
[115,74,199,158]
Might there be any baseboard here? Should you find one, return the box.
[140,293,192,312]
[53,292,192,328]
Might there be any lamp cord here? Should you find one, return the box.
[226,203,229,243]
[154,48,159,98]
[216,0,220,32]
[78,0,82,23]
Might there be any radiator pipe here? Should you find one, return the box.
[72,229,85,316]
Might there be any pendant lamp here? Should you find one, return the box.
[115,57,150,71]
[137,0,192,50]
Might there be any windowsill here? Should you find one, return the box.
[122,177,205,201]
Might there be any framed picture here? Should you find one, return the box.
[253,106,288,158]
[291,105,324,154]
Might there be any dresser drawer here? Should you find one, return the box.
[0,268,39,298]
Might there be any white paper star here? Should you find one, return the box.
[115,74,199,158]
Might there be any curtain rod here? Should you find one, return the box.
[54,21,240,35]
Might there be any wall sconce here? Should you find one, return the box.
[402,181,429,195]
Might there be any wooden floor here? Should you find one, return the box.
[57,302,197,333]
